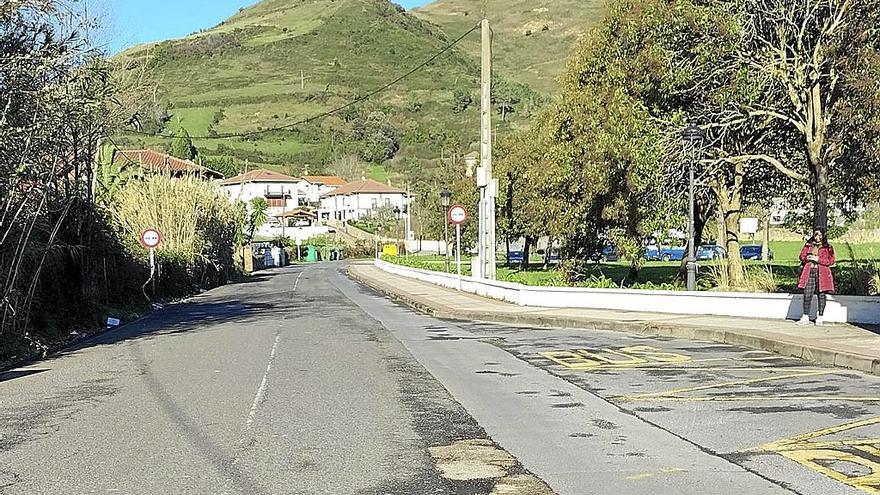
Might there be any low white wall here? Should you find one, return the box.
[256,225,330,240]
[374,259,880,324]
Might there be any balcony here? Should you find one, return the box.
[264,185,290,198]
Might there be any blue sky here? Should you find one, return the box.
[109,0,431,53]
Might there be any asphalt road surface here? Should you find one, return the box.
[2,263,879,495]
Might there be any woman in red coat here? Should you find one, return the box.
[796,229,835,326]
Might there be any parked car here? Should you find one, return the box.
[650,246,685,262]
[740,244,774,261]
[697,245,728,261]
[589,245,620,263]
[506,251,525,264]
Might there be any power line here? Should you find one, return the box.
[124,23,481,141]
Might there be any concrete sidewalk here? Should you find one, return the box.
[348,263,880,376]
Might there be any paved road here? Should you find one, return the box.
[2,263,879,495]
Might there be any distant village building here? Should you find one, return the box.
[464,151,479,178]
[220,169,302,215]
[319,179,409,222]
[113,149,224,180]
[298,175,347,206]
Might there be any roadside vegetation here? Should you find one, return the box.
[0,1,246,364]
[382,238,880,296]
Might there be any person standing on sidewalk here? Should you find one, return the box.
[796,229,835,326]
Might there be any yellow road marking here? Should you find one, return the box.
[744,416,880,495]
[618,396,880,403]
[747,416,880,453]
[555,366,827,372]
[539,346,797,371]
[615,370,835,401]
[624,467,686,481]
[780,449,880,494]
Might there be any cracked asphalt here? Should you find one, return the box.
[1,262,879,495]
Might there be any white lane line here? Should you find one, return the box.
[242,332,281,435]
[237,269,305,449]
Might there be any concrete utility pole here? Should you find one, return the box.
[476,18,497,280]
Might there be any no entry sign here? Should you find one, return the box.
[448,205,468,225]
[139,228,162,249]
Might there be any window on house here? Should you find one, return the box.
[371,198,378,208]
[266,197,285,208]
[385,198,391,207]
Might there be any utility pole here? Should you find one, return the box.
[476,18,497,280]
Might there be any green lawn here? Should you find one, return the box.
[382,240,880,295]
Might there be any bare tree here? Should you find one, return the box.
[741,0,880,229]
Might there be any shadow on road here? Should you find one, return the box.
[46,265,309,362]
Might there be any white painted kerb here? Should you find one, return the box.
[374,259,880,325]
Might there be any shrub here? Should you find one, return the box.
[836,243,880,296]
[111,175,244,296]
[706,261,777,293]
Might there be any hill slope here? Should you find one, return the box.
[414,0,606,94]
[114,0,561,180]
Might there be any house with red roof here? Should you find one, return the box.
[114,149,224,180]
[221,169,304,214]
[298,175,347,206]
[319,179,409,222]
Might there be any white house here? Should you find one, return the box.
[221,169,303,214]
[297,175,347,206]
[319,179,409,222]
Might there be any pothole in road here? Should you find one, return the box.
[428,439,555,495]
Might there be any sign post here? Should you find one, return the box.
[139,228,162,298]
[296,237,302,261]
[448,205,468,291]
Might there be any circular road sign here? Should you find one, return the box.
[448,205,468,225]
[139,228,162,249]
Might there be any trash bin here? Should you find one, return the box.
[305,245,318,263]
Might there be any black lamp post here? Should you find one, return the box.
[392,206,402,255]
[682,123,705,291]
[440,188,452,272]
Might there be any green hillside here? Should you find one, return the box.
[113,0,565,180]
[414,0,607,94]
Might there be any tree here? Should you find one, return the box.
[452,87,473,113]
[97,144,144,205]
[247,197,269,243]
[491,77,524,121]
[739,0,880,230]
[171,126,198,161]
[351,112,399,163]
[202,155,238,178]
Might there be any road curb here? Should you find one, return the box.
[348,267,880,376]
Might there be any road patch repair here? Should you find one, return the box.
[428,439,554,494]
[459,320,880,495]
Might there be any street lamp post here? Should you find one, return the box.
[392,206,402,256]
[682,123,705,292]
[440,188,452,273]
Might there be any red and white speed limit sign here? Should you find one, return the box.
[448,205,468,225]
[139,228,162,249]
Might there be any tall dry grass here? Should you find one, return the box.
[111,175,245,289]
[706,261,778,293]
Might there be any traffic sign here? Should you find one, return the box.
[139,228,162,249]
[448,205,468,225]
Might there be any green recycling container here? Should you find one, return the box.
[305,245,319,262]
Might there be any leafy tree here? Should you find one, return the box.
[96,144,144,205]
[491,77,524,121]
[247,197,269,243]
[171,126,198,161]
[452,87,473,113]
[738,0,880,229]
[351,112,399,163]
[202,155,239,178]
